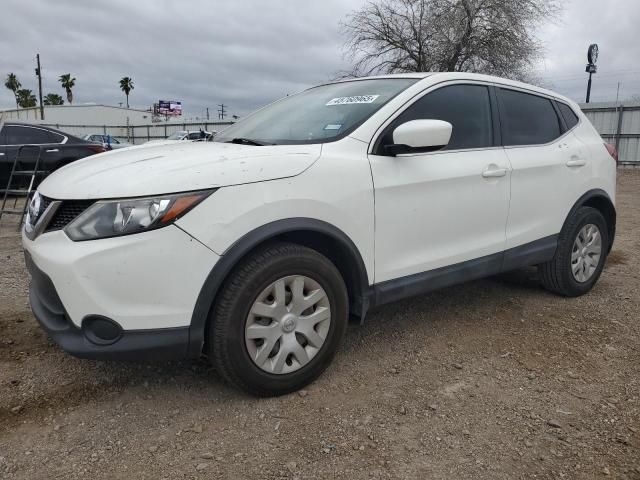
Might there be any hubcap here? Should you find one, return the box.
[571,224,602,283]
[245,275,331,375]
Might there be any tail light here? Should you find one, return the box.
[87,144,107,154]
[604,143,618,164]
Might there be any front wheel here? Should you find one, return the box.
[208,242,348,396]
[539,206,609,297]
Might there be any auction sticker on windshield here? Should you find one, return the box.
[326,95,380,106]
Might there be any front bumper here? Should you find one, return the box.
[23,225,220,361]
[27,251,190,360]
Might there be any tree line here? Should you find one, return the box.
[4,73,135,109]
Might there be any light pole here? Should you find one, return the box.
[35,54,44,120]
[585,44,599,104]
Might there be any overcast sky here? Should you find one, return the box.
[1,0,638,118]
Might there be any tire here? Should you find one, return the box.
[207,242,349,396]
[539,206,609,297]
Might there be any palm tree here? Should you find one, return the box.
[16,89,37,108]
[119,76,134,108]
[4,73,21,109]
[43,93,64,106]
[59,73,76,104]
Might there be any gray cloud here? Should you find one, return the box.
[1,0,638,119]
[535,0,640,103]
[0,0,362,117]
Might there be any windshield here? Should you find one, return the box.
[215,78,418,145]
[167,131,186,140]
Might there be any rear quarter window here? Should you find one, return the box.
[497,89,562,146]
[48,131,65,143]
[557,102,580,130]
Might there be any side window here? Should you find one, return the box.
[4,126,34,145]
[557,102,580,130]
[48,131,65,143]
[498,89,562,146]
[3,126,53,145]
[382,84,493,151]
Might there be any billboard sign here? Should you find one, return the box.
[158,100,182,117]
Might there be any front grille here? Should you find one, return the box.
[44,199,95,231]
[39,196,52,214]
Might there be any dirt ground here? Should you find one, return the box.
[1,171,639,480]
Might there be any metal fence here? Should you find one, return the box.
[41,121,234,145]
[581,102,640,165]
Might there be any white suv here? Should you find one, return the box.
[22,73,617,396]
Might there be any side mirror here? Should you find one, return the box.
[385,119,452,156]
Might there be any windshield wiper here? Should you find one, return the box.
[227,137,270,146]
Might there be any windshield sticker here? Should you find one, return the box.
[324,124,343,130]
[326,95,380,106]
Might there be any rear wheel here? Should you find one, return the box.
[208,242,348,396]
[539,207,608,297]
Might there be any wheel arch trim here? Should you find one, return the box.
[564,189,616,252]
[187,218,370,358]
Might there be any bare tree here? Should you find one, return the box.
[340,0,559,80]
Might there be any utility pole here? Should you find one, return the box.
[585,44,599,104]
[218,104,226,120]
[35,54,44,120]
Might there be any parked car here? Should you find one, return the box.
[22,73,617,396]
[0,122,106,191]
[145,130,214,144]
[82,134,132,150]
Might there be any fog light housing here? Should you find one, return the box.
[82,315,123,345]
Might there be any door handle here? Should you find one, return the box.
[482,166,507,178]
[46,148,59,153]
[566,158,586,167]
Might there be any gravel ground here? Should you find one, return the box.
[1,170,639,480]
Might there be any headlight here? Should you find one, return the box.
[64,190,215,241]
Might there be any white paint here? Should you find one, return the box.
[37,141,321,200]
[392,119,452,149]
[23,226,219,329]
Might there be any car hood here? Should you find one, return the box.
[38,142,321,200]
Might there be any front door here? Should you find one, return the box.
[369,83,511,283]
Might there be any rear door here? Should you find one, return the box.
[3,125,65,167]
[497,88,590,250]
